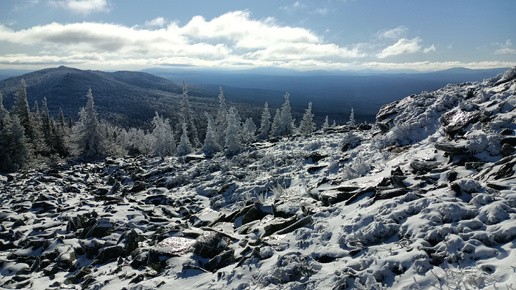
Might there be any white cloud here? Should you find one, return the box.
[312,8,329,15]
[377,37,422,58]
[377,26,407,40]
[495,39,516,55]
[145,17,167,28]
[423,44,436,53]
[0,11,367,70]
[49,0,110,15]
[280,1,307,13]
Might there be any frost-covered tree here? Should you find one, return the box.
[12,79,35,141]
[202,112,221,157]
[347,107,356,127]
[215,86,228,145]
[224,107,242,155]
[151,112,176,157]
[257,102,271,140]
[178,81,200,148]
[298,102,316,136]
[279,92,294,136]
[241,117,257,144]
[73,88,104,158]
[177,122,193,156]
[270,108,282,137]
[125,128,154,156]
[321,115,329,131]
[1,116,30,172]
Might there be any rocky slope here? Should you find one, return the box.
[0,68,515,289]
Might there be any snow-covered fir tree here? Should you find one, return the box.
[257,102,271,140]
[241,117,257,144]
[12,79,35,142]
[270,108,282,137]
[73,88,104,158]
[322,115,329,131]
[202,112,221,157]
[298,101,316,135]
[347,107,356,127]
[271,92,295,137]
[224,107,242,155]
[179,81,200,148]
[177,122,193,156]
[151,112,176,157]
[215,86,228,145]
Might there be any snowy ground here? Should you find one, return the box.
[1,68,516,289]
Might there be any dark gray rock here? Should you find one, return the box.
[204,249,235,272]
[192,232,230,259]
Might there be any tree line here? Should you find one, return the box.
[0,79,352,173]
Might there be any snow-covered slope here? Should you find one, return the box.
[1,67,515,289]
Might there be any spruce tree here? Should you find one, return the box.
[257,102,271,140]
[270,108,282,137]
[12,79,34,141]
[299,102,316,136]
[224,107,242,155]
[177,122,193,156]
[202,112,221,157]
[347,107,356,127]
[178,81,200,148]
[73,88,104,158]
[215,86,228,145]
[322,115,329,131]
[151,112,176,157]
[241,118,257,144]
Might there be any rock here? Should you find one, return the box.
[500,128,513,135]
[373,188,409,202]
[79,239,106,259]
[262,216,298,237]
[435,142,469,155]
[306,153,328,163]
[144,194,172,205]
[192,232,230,259]
[241,204,270,225]
[465,162,486,170]
[204,249,235,272]
[376,101,398,122]
[410,160,440,174]
[274,216,314,235]
[80,218,113,239]
[502,143,515,156]
[95,245,124,265]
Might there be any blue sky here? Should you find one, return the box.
[0,0,515,71]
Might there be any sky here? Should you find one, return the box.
[0,0,515,72]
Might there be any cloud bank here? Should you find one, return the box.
[0,10,511,71]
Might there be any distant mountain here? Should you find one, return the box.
[142,67,509,122]
[0,66,224,128]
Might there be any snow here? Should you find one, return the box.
[1,68,516,289]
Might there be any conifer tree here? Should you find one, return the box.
[270,108,282,137]
[178,81,200,148]
[279,92,294,136]
[151,112,176,157]
[257,102,271,140]
[322,115,329,131]
[177,122,192,156]
[4,116,30,172]
[299,101,316,136]
[347,107,356,127]
[215,86,228,145]
[202,112,221,157]
[73,88,104,158]
[224,107,242,155]
[12,79,34,141]
[241,117,257,144]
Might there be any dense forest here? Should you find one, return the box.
[0,79,348,173]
